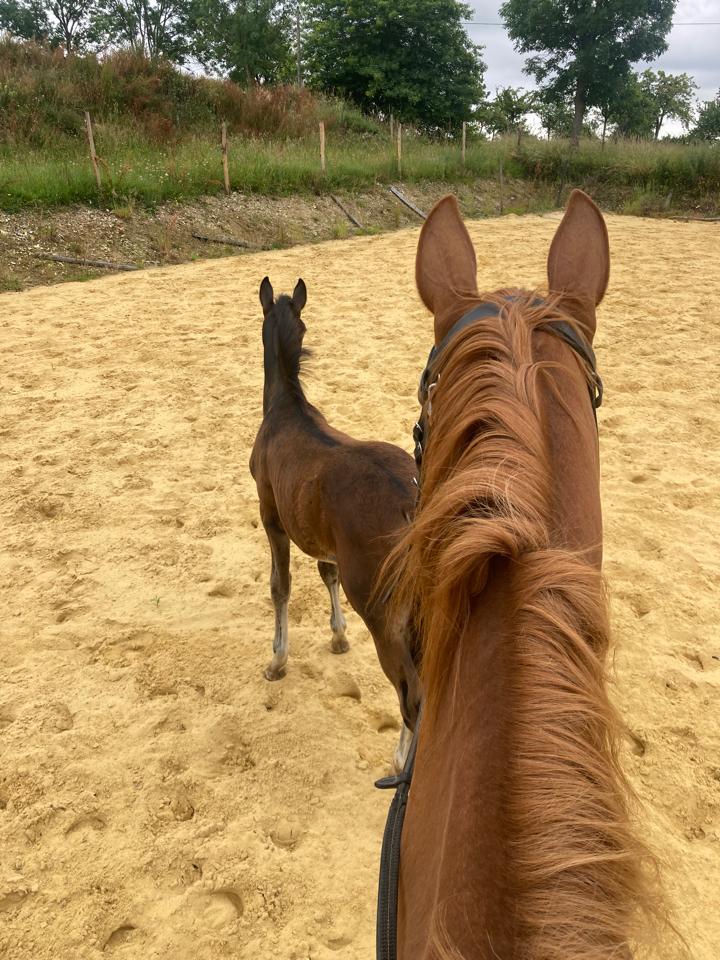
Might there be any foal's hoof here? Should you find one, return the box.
[331,637,350,655]
[264,663,286,681]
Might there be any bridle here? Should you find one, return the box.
[413,298,603,472]
[375,297,603,960]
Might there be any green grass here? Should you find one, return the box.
[513,137,720,194]
[2,129,719,212]
[0,132,516,210]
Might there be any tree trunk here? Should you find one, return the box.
[654,113,664,140]
[571,80,585,147]
[601,114,607,150]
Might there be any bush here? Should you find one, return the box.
[0,39,383,146]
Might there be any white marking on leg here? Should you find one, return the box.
[328,576,348,653]
[265,599,289,680]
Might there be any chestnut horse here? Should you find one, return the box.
[380,193,660,959]
[250,277,421,763]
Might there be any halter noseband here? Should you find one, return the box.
[375,296,604,960]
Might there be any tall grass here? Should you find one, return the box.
[514,138,720,193]
[0,129,519,209]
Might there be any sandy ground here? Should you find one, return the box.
[1,213,718,959]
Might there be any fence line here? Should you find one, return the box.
[221,121,230,194]
[84,112,102,191]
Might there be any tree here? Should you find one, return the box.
[0,0,94,52]
[693,91,720,141]
[305,0,486,131]
[598,72,654,140]
[0,0,51,43]
[640,69,696,139]
[90,0,190,60]
[189,0,292,84]
[50,0,95,52]
[533,87,574,139]
[500,0,676,145]
[478,86,533,143]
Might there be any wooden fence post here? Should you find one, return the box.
[221,121,230,195]
[319,121,326,174]
[499,158,504,214]
[462,121,467,169]
[84,111,101,191]
[397,123,402,179]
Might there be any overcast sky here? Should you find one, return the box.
[464,0,720,134]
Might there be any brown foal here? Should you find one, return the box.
[250,277,421,761]
[385,193,660,959]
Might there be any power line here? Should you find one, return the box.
[462,20,720,26]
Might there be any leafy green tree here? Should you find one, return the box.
[189,0,292,84]
[478,86,533,142]
[640,69,696,139]
[533,88,574,139]
[693,92,720,141]
[49,0,95,52]
[90,0,190,60]
[0,0,94,52]
[598,73,655,143]
[0,0,51,43]
[305,0,486,131]
[500,0,676,145]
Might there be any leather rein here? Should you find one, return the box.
[375,297,603,960]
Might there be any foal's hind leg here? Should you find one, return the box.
[317,560,349,654]
[263,517,291,681]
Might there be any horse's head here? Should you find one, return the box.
[415,189,610,344]
[259,274,308,350]
[258,277,309,404]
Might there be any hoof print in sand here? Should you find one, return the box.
[65,813,107,839]
[186,884,244,929]
[269,817,304,849]
[329,672,361,701]
[104,924,139,950]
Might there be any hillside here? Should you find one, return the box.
[1,40,720,215]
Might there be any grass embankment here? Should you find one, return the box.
[1,40,719,212]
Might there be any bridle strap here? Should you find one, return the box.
[414,299,603,468]
[418,302,503,402]
[375,713,421,960]
[540,318,603,412]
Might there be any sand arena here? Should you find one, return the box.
[1,213,718,959]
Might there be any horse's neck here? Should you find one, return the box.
[399,340,609,959]
[399,563,519,959]
[262,336,305,416]
[535,328,602,559]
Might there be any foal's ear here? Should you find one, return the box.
[292,278,307,313]
[547,190,610,307]
[259,276,274,314]
[416,195,477,328]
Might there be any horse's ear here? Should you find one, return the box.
[259,276,274,314]
[547,190,610,307]
[416,195,478,339]
[292,279,307,313]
